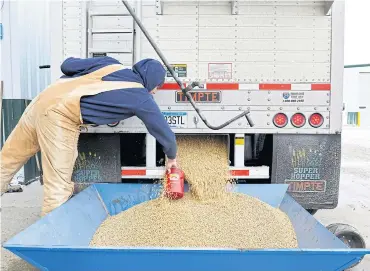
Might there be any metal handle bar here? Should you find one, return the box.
[121,0,254,129]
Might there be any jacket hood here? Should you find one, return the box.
[102,58,166,91]
[132,58,166,91]
[60,57,166,91]
[60,56,121,77]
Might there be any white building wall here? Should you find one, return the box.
[343,65,370,126]
[1,0,51,184]
[358,72,370,127]
[1,0,51,100]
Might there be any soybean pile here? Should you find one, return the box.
[90,135,298,249]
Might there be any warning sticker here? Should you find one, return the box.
[166,64,187,78]
[282,92,305,103]
[208,63,232,79]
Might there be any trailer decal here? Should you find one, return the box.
[285,180,326,193]
[120,168,262,179]
[166,64,187,78]
[159,83,187,90]
[260,84,291,90]
[159,83,331,91]
[208,63,232,80]
[176,91,221,103]
[311,84,332,91]
[282,92,305,103]
[121,169,146,176]
[92,52,107,58]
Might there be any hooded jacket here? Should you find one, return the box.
[60,56,177,159]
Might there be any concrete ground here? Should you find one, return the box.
[1,126,369,271]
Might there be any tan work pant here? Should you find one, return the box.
[1,108,79,216]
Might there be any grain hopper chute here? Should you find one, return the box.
[3,183,370,271]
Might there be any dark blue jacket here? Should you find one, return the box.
[60,56,177,159]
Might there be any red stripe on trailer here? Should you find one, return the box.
[311,84,331,91]
[259,84,291,90]
[159,82,330,91]
[206,83,239,90]
[159,83,185,90]
[230,170,250,176]
[121,169,146,176]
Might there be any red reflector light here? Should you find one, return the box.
[273,113,288,128]
[309,113,324,128]
[291,113,306,128]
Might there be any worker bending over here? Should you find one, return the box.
[0,57,178,215]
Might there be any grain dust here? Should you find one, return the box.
[90,135,298,249]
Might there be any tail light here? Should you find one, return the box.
[291,113,306,128]
[309,113,324,128]
[273,113,288,128]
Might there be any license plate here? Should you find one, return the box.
[162,112,187,128]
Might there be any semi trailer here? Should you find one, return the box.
[47,0,345,214]
[4,1,370,269]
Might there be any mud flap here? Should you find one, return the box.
[72,133,121,193]
[271,134,341,210]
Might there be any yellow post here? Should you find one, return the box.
[357,112,361,126]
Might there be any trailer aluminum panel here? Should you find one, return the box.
[51,0,343,135]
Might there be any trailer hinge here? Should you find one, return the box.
[156,0,163,15]
[231,1,238,15]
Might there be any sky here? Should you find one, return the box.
[344,0,370,65]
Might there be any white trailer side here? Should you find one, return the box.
[48,0,345,212]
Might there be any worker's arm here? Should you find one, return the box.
[133,97,177,160]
